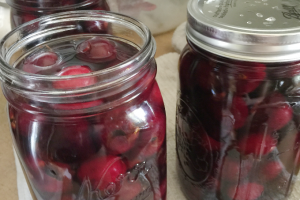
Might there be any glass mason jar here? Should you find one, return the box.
[176,0,300,199]
[0,11,166,200]
[6,0,110,28]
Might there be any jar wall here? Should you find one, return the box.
[7,80,166,200]
[7,0,110,28]
[176,40,300,200]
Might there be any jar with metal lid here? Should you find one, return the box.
[6,0,110,28]
[0,11,166,200]
[176,0,300,199]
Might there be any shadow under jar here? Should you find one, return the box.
[176,0,300,200]
[0,11,166,200]
[6,0,110,29]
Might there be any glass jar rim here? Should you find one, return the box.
[6,0,100,11]
[0,10,156,96]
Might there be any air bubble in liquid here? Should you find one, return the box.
[262,0,267,2]
[256,13,263,17]
[247,21,252,24]
[240,14,244,17]
[264,3,268,5]
[255,1,261,3]
[272,6,279,10]
[266,17,276,21]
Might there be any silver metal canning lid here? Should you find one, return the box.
[187,0,300,62]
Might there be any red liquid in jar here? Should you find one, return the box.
[10,35,166,200]
[176,44,300,200]
[8,0,110,28]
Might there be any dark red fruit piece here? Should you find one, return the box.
[16,111,46,137]
[126,107,166,168]
[231,96,248,129]
[228,182,264,200]
[53,65,95,89]
[194,58,215,90]
[179,46,195,90]
[265,93,293,131]
[22,13,37,24]
[237,133,277,156]
[77,155,127,191]
[81,20,109,34]
[76,37,116,63]
[235,63,266,94]
[148,81,164,108]
[45,120,98,163]
[260,161,282,181]
[156,178,166,200]
[101,110,140,155]
[34,52,59,67]
[22,52,60,74]
[61,195,74,200]
[136,108,166,158]
[53,99,104,110]
[61,0,76,6]
[251,92,293,132]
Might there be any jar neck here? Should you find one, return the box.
[0,11,156,115]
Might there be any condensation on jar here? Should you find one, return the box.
[0,11,166,200]
[176,0,300,200]
[6,0,110,28]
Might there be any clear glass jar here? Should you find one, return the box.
[6,0,110,28]
[176,0,300,199]
[0,11,166,200]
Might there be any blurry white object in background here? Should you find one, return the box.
[172,21,187,53]
[0,2,11,39]
[107,0,188,35]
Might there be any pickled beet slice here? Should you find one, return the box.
[237,133,277,156]
[228,182,264,200]
[53,65,95,89]
[22,52,60,74]
[235,63,266,94]
[76,37,116,63]
[260,161,282,181]
[77,155,127,191]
